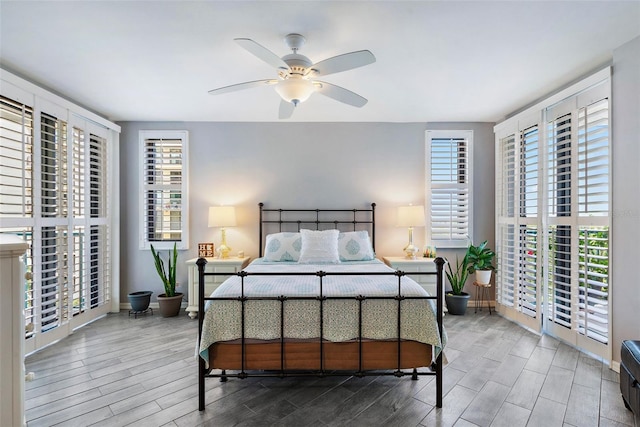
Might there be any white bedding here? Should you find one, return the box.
[198,258,446,364]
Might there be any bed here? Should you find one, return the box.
[197,203,446,411]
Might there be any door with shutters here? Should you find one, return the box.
[545,92,611,358]
[495,75,611,360]
[0,91,115,354]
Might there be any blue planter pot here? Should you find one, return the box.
[128,291,152,312]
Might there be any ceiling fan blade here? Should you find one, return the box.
[278,99,295,119]
[306,50,375,77]
[234,38,290,71]
[314,81,368,107]
[208,79,278,95]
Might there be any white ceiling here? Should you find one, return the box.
[1,1,638,123]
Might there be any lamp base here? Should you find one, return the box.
[403,244,420,260]
[217,244,232,259]
[218,227,232,259]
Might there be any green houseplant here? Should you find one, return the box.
[444,253,471,315]
[466,240,495,285]
[151,243,182,317]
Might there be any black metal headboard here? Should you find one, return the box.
[258,202,376,257]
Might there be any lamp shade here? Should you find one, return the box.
[397,205,425,227]
[274,77,315,105]
[208,206,237,227]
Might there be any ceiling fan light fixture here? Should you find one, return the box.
[274,78,315,105]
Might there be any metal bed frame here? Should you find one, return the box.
[197,203,444,411]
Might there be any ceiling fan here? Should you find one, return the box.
[208,33,376,119]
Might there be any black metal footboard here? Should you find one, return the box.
[197,257,445,411]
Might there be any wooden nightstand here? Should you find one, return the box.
[382,256,447,311]
[185,256,251,319]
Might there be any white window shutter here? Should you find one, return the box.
[0,97,34,217]
[425,130,472,248]
[0,91,116,353]
[139,130,189,250]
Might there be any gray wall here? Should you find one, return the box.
[611,35,640,361]
[119,122,495,301]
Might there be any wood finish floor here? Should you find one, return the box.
[25,309,638,427]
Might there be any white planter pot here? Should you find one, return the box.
[475,270,492,285]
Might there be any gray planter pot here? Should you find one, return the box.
[157,293,183,317]
[128,291,152,312]
[445,292,471,315]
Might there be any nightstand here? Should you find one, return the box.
[382,256,447,311]
[185,256,251,319]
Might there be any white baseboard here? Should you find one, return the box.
[610,360,620,373]
[468,300,494,308]
[119,301,187,311]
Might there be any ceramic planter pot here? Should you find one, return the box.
[127,291,152,312]
[445,292,470,315]
[475,270,492,285]
[157,293,183,317]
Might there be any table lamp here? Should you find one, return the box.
[208,206,237,259]
[397,205,425,259]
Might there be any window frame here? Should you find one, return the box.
[425,129,473,249]
[138,130,189,250]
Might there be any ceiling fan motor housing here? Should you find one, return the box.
[281,54,312,77]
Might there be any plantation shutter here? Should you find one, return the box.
[0,96,33,217]
[546,109,574,333]
[140,130,189,250]
[545,89,611,355]
[72,127,85,218]
[576,98,610,345]
[496,122,542,332]
[88,134,110,309]
[496,133,516,308]
[517,126,540,320]
[39,110,70,332]
[0,95,35,334]
[1,72,118,354]
[426,130,472,248]
[495,69,610,359]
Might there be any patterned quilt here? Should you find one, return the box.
[198,258,446,365]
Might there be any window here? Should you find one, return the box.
[0,77,118,354]
[139,130,189,250]
[425,130,473,248]
[495,68,611,360]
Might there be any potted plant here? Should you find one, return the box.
[151,242,182,317]
[444,253,471,315]
[466,240,496,285]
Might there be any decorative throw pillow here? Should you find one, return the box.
[263,232,302,262]
[298,229,340,264]
[338,231,375,261]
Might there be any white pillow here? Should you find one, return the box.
[264,232,302,262]
[338,231,375,261]
[298,229,340,264]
